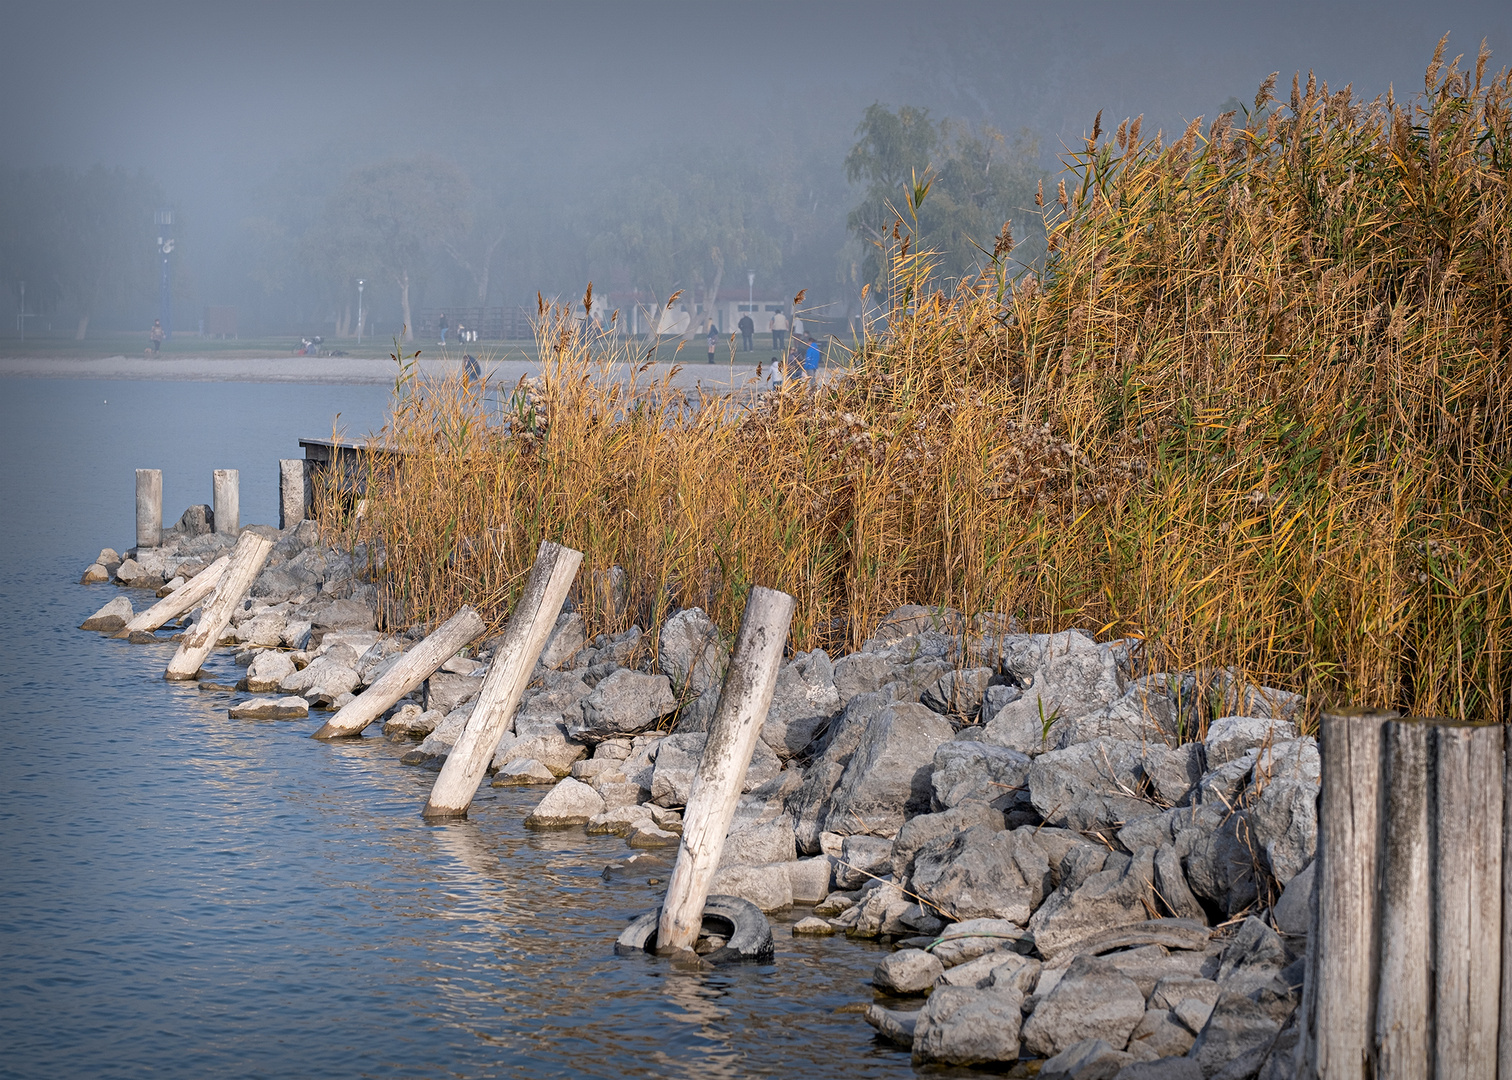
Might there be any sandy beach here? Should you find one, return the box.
[0,353,770,393]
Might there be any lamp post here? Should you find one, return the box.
[747,269,755,310]
[357,280,365,344]
[155,209,174,339]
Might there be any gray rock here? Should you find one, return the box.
[403,708,472,766]
[720,815,798,868]
[911,985,1025,1066]
[1141,744,1206,806]
[833,834,894,890]
[538,612,586,669]
[1186,992,1282,1076]
[491,759,557,785]
[874,948,944,994]
[1100,944,1211,998]
[1217,917,1287,994]
[931,741,1032,812]
[648,732,780,806]
[921,667,995,718]
[228,695,310,720]
[383,703,436,739]
[174,503,214,535]
[424,671,484,714]
[81,595,134,631]
[1246,776,1317,885]
[867,604,963,647]
[1272,860,1313,937]
[281,657,359,701]
[523,777,604,827]
[1126,1009,1197,1059]
[891,802,1005,880]
[1154,844,1207,922]
[989,952,1043,994]
[497,727,587,777]
[1178,805,1259,917]
[1204,716,1298,769]
[571,669,676,743]
[657,607,727,698]
[911,825,1050,924]
[237,612,290,648]
[251,568,305,603]
[1028,846,1159,960]
[311,598,376,632]
[670,686,720,734]
[1114,1058,1203,1080]
[1253,1007,1301,1080]
[936,947,1024,989]
[980,681,1024,721]
[1174,997,1215,1036]
[823,702,954,837]
[81,562,111,584]
[1021,954,1147,1058]
[1028,738,1164,834]
[844,881,924,938]
[760,649,841,759]
[1149,976,1223,1012]
[776,857,833,903]
[981,632,1126,754]
[786,689,897,853]
[709,862,793,912]
[930,917,1031,966]
[1041,1038,1137,1080]
[584,804,652,835]
[281,619,312,650]
[246,651,297,693]
[864,1003,918,1045]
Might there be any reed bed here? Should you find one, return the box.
[326,42,1512,727]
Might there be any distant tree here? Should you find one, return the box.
[845,103,1044,289]
[316,157,471,341]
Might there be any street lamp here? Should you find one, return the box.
[747,269,755,309]
[357,280,365,344]
[155,209,174,339]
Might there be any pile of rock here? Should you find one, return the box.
[82,525,1320,1074]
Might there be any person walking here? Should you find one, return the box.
[438,312,449,345]
[792,314,805,337]
[148,319,164,355]
[707,323,719,364]
[804,334,822,377]
[770,308,788,353]
[738,312,755,352]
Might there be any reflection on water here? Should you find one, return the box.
[0,378,916,1078]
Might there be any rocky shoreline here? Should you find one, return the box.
[81,507,1316,1079]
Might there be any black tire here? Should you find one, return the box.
[615,894,774,964]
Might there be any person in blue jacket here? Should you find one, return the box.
[803,334,822,375]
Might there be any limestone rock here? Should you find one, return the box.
[980,631,1125,755]
[228,695,310,720]
[81,596,133,631]
[833,834,894,889]
[491,759,557,785]
[911,985,1025,1066]
[1204,715,1298,769]
[657,607,727,698]
[709,862,793,912]
[720,815,797,868]
[1028,846,1159,960]
[1021,954,1146,1059]
[523,777,604,827]
[649,732,779,807]
[584,804,652,836]
[911,825,1050,924]
[822,702,954,838]
[81,563,111,584]
[863,1003,917,1045]
[1039,1038,1137,1080]
[760,649,841,759]
[1272,861,1313,937]
[570,669,676,743]
[424,671,484,714]
[929,917,1031,966]
[921,667,995,718]
[1028,738,1163,834]
[496,727,587,777]
[874,949,944,995]
[931,741,1032,812]
[1186,991,1283,1076]
[384,704,439,739]
[246,651,297,693]
[538,612,586,669]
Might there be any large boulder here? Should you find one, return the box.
[311,598,377,633]
[1205,715,1298,768]
[1027,738,1163,834]
[657,607,727,698]
[822,702,954,838]
[570,669,675,743]
[980,632,1125,755]
[931,741,1033,812]
[891,802,1005,880]
[910,825,1051,924]
[760,649,841,759]
[523,777,604,827]
[424,671,484,714]
[921,667,995,719]
[246,651,296,693]
[1178,805,1259,917]
[81,596,133,631]
[495,726,587,777]
[1020,954,1146,1058]
[786,689,897,853]
[538,612,586,669]
[720,814,798,868]
[649,732,780,807]
[873,949,944,995]
[1186,991,1284,1076]
[1027,846,1159,960]
[911,985,1025,1066]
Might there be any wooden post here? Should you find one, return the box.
[1431,723,1504,1080]
[1501,732,1512,1079]
[312,605,486,739]
[164,530,272,680]
[1299,707,1396,1080]
[115,554,229,637]
[136,469,162,548]
[422,542,582,818]
[1373,719,1431,1079]
[279,459,308,530]
[656,585,795,954]
[213,469,239,535]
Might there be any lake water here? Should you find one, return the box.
[0,378,930,1079]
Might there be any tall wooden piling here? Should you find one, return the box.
[656,585,794,954]
[164,530,271,680]
[422,542,582,819]
[1502,733,1512,1078]
[279,459,308,529]
[115,554,229,637]
[135,469,162,548]
[1373,719,1431,1079]
[1299,707,1396,1080]
[213,469,239,535]
[1430,723,1504,1080]
[313,606,486,739]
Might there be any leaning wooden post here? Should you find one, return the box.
[1373,718,1431,1080]
[1501,732,1512,1078]
[164,530,272,680]
[114,554,229,637]
[313,605,486,739]
[1299,707,1396,1079]
[657,585,795,954]
[213,468,239,535]
[422,542,583,818]
[136,468,162,548]
[1430,722,1504,1080]
[279,459,308,529]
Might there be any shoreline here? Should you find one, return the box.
[0,354,771,391]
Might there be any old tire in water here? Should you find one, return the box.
[615,894,774,964]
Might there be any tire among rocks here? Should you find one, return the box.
[614,894,774,964]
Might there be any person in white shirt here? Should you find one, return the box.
[769,310,788,353]
[791,315,804,336]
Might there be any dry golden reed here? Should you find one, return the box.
[327,40,1512,727]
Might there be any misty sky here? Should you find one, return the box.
[4,0,1509,325]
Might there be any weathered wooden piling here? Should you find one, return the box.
[164,530,271,680]
[422,542,583,819]
[1299,707,1396,1079]
[656,585,794,955]
[312,605,486,739]
[115,554,229,637]
[136,469,162,548]
[279,459,308,529]
[213,469,239,535]
[1430,723,1504,1080]
[1372,719,1431,1079]
[1502,733,1512,1078]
